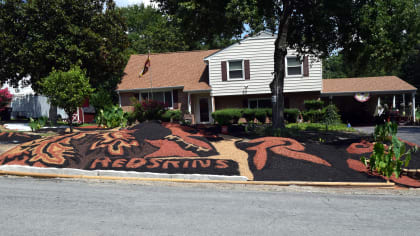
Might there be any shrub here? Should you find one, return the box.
[96,105,127,128]
[211,110,233,125]
[264,108,273,119]
[0,88,13,112]
[225,108,242,123]
[126,111,137,126]
[304,99,324,110]
[374,121,397,142]
[242,109,256,123]
[361,135,417,181]
[303,110,325,123]
[162,110,182,122]
[133,99,167,122]
[29,116,48,132]
[284,108,300,123]
[255,109,267,123]
[322,104,341,125]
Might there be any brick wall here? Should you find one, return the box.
[120,92,138,112]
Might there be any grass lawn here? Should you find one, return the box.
[286,123,356,132]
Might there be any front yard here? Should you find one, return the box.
[0,121,419,187]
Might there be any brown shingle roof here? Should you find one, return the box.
[322,76,417,95]
[117,50,219,92]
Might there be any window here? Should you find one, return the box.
[248,98,272,109]
[286,57,302,76]
[140,91,173,108]
[228,60,243,80]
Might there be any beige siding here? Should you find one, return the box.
[207,34,322,97]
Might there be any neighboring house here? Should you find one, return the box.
[117,32,417,124]
[1,78,68,120]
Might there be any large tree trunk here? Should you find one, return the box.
[271,7,291,129]
[49,105,57,126]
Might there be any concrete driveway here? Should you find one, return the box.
[354,126,420,146]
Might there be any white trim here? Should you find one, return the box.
[117,91,121,107]
[285,56,303,77]
[227,60,245,81]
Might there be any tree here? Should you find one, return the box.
[0,0,128,93]
[154,0,363,128]
[340,0,420,76]
[39,66,94,132]
[119,3,189,54]
[153,0,242,49]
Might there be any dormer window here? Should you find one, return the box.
[228,60,244,80]
[286,57,303,76]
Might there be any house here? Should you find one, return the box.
[117,32,417,124]
[1,78,68,120]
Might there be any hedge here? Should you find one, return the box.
[284,108,300,123]
[303,109,325,123]
[304,99,324,111]
[162,110,183,122]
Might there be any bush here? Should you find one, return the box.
[264,108,273,119]
[162,110,182,122]
[284,108,300,123]
[255,109,267,123]
[133,99,167,122]
[322,104,341,125]
[212,110,233,125]
[304,99,324,110]
[0,88,13,112]
[242,109,256,123]
[303,110,325,123]
[96,105,127,128]
[126,111,137,126]
[29,116,48,132]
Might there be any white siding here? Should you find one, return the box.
[206,35,322,97]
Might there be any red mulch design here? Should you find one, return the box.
[346,140,374,154]
[347,159,420,187]
[246,137,331,170]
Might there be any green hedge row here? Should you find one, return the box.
[211,108,300,125]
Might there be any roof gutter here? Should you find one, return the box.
[116,86,184,92]
[320,89,417,97]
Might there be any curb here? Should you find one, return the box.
[0,165,395,188]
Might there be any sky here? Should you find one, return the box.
[114,0,151,7]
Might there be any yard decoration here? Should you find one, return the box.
[39,66,94,133]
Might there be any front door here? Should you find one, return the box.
[199,97,210,123]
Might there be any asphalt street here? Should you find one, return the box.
[355,126,420,145]
[0,176,420,236]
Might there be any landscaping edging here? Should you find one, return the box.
[0,165,395,188]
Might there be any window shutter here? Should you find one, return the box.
[303,56,309,77]
[221,61,227,81]
[244,60,250,80]
[173,90,179,109]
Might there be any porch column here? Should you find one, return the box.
[118,91,121,107]
[393,95,396,108]
[413,93,416,121]
[377,96,381,107]
[187,93,191,114]
[211,96,215,113]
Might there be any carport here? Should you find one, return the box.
[321,76,417,125]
